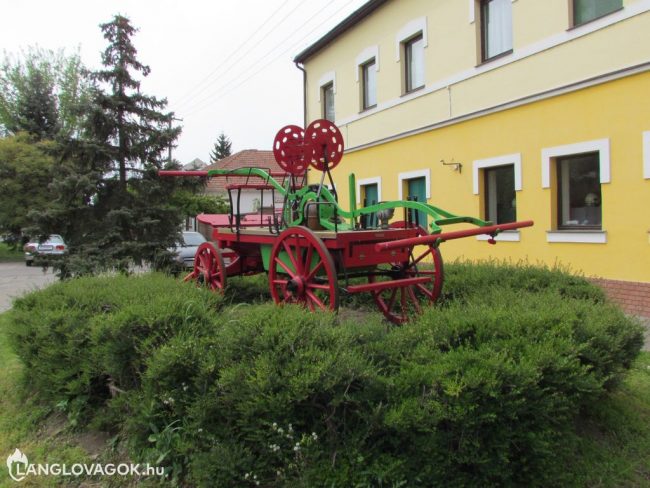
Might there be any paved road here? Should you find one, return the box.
[0,262,57,313]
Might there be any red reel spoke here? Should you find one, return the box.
[273,256,295,277]
[281,240,301,274]
[305,119,344,171]
[410,247,433,267]
[305,260,325,282]
[306,290,326,310]
[273,125,311,176]
[268,226,339,313]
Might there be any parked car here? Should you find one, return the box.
[23,234,67,266]
[170,231,206,269]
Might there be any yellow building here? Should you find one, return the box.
[294,0,650,316]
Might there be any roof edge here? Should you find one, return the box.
[293,0,389,64]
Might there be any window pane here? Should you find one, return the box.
[574,0,622,25]
[482,0,513,60]
[363,60,376,109]
[407,177,427,228]
[406,35,425,91]
[485,165,516,224]
[323,83,334,122]
[362,183,378,228]
[558,153,601,228]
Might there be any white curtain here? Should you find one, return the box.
[485,0,513,59]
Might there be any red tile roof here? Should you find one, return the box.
[205,150,290,194]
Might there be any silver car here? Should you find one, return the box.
[24,234,67,266]
[171,231,207,268]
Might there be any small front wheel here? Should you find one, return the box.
[184,242,226,292]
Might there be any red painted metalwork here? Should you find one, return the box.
[160,120,535,325]
[305,119,344,171]
[272,125,312,176]
[184,242,226,291]
[268,226,339,312]
[374,220,534,252]
[158,170,290,178]
[365,223,445,324]
[346,277,431,294]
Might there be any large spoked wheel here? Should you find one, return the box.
[369,224,444,324]
[268,226,339,312]
[184,242,226,292]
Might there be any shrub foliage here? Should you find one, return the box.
[3,264,644,486]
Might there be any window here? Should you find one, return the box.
[404,34,425,93]
[557,152,602,229]
[480,0,513,61]
[484,165,516,224]
[573,0,622,26]
[361,58,377,110]
[322,83,335,122]
[406,177,428,228]
[361,182,379,228]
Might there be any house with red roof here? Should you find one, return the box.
[204,149,289,214]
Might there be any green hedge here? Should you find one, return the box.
[3,264,645,486]
[6,273,222,424]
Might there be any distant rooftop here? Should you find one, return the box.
[205,149,285,194]
[182,158,206,171]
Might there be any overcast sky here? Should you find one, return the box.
[0,0,367,164]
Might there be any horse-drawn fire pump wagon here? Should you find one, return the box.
[160,120,533,324]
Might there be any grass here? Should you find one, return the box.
[0,242,23,263]
[0,313,148,488]
[571,351,650,486]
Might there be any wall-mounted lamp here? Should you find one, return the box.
[440,158,462,173]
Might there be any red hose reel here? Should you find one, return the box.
[272,119,344,176]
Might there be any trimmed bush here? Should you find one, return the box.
[5,273,222,422]
[2,263,644,486]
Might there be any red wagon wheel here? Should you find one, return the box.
[184,242,226,292]
[369,223,444,324]
[268,226,339,312]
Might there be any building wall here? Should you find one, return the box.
[303,0,650,150]
[326,71,650,283]
[299,0,650,308]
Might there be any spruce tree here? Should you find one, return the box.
[209,131,232,163]
[34,15,185,275]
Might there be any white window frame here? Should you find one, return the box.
[355,46,379,82]
[643,131,650,179]
[317,71,336,102]
[472,153,522,194]
[542,138,610,188]
[469,0,517,23]
[356,177,382,206]
[397,169,431,201]
[542,139,609,244]
[472,153,522,242]
[395,17,428,62]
